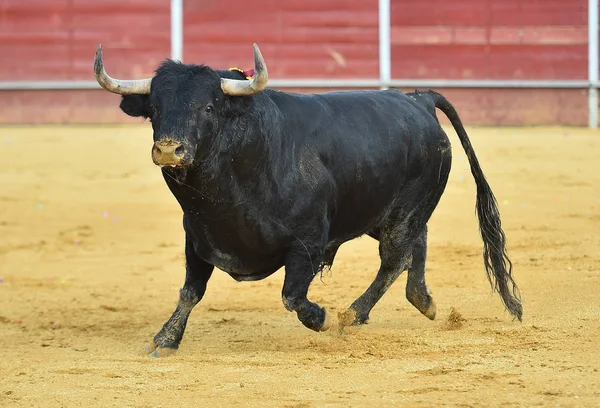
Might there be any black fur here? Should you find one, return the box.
[119,94,151,118]
[113,61,522,354]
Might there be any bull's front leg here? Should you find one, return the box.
[282,247,332,332]
[146,234,213,357]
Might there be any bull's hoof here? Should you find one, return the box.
[407,292,437,320]
[338,308,369,329]
[146,341,178,358]
[319,308,333,331]
[424,299,437,320]
[296,303,333,332]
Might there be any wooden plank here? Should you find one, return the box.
[392,0,587,26]
[391,27,453,45]
[281,0,377,11]
[453,27,488,45]
[184,43,379,78]
[490,0,587,26]
[391,0,488,26]
[0,32,70,44]
[185,22,282,44]
[389,25,588,46]
[72,45,169,80]
[0,0,69,33]
[0,44,71,80]
[391,44,587,80]
[184,0,281,12]
[281,10,379,28]
[281,27,378,44]
[522,27,587,45]
[71,0,170,80]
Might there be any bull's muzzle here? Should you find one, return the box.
[152,138,189,167]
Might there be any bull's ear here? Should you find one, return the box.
[119,94,151,118]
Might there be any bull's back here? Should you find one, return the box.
[267,89,446,241]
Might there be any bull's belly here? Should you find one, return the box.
[198,243,285,281]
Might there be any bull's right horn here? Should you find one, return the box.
[220,43,268,96]
[94,44,152,95]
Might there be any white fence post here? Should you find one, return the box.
[589,0,598,128]
[378,0,391,90]
[171,0,184,62]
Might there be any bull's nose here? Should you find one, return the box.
[152,138,185,166]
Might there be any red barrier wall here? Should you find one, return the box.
[391,0,588,80]
[0,0,593,125]
[0,0,170,81]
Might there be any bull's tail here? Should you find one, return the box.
[428,90,523,321]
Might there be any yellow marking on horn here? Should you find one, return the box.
[228,67,253,80]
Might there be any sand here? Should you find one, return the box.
[0,125,598,407]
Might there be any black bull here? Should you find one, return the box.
[94,44,522,357]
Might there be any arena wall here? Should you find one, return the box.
[0,0,592,125]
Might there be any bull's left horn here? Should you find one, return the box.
[94,44,152,95]
[221,43,268,96]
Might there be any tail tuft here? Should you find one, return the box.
[427,90,523,321]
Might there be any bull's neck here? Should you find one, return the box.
[163,122,277,216]
[201,115,277,181]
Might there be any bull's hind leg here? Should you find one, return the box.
[406,226,437,320]
[364,226,436,321]
[146,233,214,357]
[341,148,451,327]
[339,215,424,327]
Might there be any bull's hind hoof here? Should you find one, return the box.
[424,300,437,320]
[407,291,437,320]
[338,308,369,329]
[146,341,178,358]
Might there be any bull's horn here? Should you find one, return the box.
[221,43,268,96]
[94,44,152,95]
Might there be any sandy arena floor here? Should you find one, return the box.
[0,125,598,407]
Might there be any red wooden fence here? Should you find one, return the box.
[0,0,591,125]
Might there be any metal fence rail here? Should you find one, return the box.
[0,79,592,91]
[1,0,598,127]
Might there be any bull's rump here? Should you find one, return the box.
[266,89,449,242]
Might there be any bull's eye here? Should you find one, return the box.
[205,104,214,114]
[149,106,158,122]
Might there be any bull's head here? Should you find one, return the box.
[94,44,268,169]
